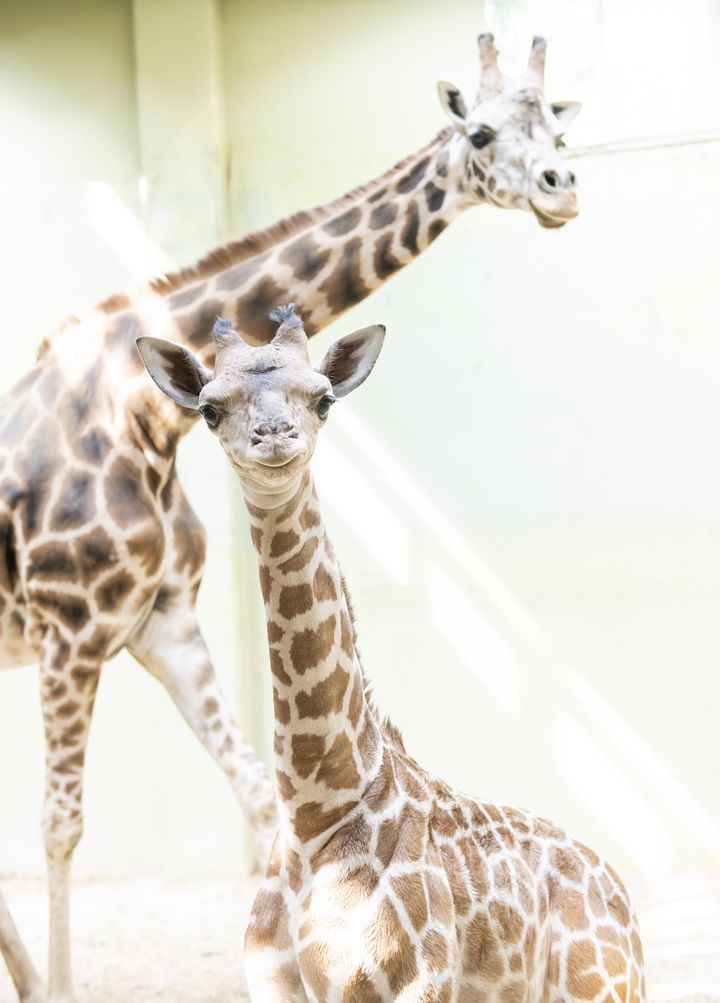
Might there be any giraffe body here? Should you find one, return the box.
[243,482,644,1003]
[2,32,582,1001]
[252,783,643,1003]
[0,318,277,1002]
[138,308,645,1003]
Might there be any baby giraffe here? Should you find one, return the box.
[137,309,645,1003]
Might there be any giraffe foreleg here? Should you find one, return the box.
[128,603,277,867]
[39,629,101,1003]
[0,888,44,1003]
[243,950,309,1003]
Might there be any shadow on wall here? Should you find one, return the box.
[314,405,720,878]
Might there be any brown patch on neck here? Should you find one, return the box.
[293,798,359,843]
[319,236,369,315]
[369,202,398,230]
[396,157,431,194]
[280,234,331,283]
[373,233,401,279]
[323,206,362,237]
[401,201,420,255]
[315,732,361,790]
[234,276,287,344]
[296,662,350,719]
[289,613,337,673]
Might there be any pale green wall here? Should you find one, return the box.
[0,0,719,886]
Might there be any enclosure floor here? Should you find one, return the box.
[0,872,718,1002]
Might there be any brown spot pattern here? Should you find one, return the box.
[291,733,325,778]
[319,236,369,315]
[296,662,349,718]
[281,234,331,282]
[270,529,300,558]
[278,582,314,619]
[371,897,418,994]
[315,732,360,790]
[290,613,336,673]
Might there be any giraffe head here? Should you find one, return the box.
[438,33,581,228]
[136,307,385,505]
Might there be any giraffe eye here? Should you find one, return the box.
[199,404,220,429]
[470,126,496,150]
[316,394,336,420]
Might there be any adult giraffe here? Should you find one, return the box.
[0,33,581,1003]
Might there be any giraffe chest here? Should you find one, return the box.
[257,808,555,1002]
[249,843,461,1001]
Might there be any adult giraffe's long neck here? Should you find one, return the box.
[145,125,468,354]
[245,472,383,852]
[82,127,467,455]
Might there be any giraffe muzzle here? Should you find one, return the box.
[249,436,305,469]
[530,163,579,227]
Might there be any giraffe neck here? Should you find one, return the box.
[45,128,475,453]
[141,126,475,349]
[244,472,383,852]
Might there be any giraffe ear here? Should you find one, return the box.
[551,101,582,133]
[315,325,386,399]
[136,337,211,410]
[437,81,468,133]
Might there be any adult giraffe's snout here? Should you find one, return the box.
[530,160,579,228]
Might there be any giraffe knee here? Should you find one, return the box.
[42,803,83,860]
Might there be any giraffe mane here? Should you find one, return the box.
[339,572,406,753]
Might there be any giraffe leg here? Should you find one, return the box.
[0,889,44,1003]
[128,604,277,867]
[244,940,308,1003]
[243,959,308,1003]
[242,845,309,1000]
[39,630,101,1003]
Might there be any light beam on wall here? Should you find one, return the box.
[86,180,174,279]
[315,437,412,585]
[555,714,672,873]
[425,562,521,716]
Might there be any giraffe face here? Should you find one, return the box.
[438,33,581,228]
[136,308,385,501]
[200,343,332,490]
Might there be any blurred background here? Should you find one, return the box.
[1,0,720,996]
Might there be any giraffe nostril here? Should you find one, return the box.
[542,170,559,189]
[277,419,298,437]
[251,418,298,444]
[251,422,270,442]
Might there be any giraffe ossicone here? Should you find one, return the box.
[138,310,645,1003]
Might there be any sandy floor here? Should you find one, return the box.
[1,872,719,1003]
